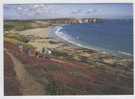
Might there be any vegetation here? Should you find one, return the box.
[5,33,28,43]
[4,24,15,31]
[4,33,34,49]
[46,80,59,95]
[4,21,34,31]
[52,50,69,57]
[46,64,61,71]
[4,40,133,95]
[4,52,22,95]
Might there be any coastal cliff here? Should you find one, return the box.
[47,18,101,24]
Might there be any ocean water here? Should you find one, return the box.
[51,19,133,56]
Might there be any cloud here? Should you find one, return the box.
[33,5,39,8]
[17,7,23,10]
[86,9,97,13]
[71,9,84,15]
[4,4,132,19]
[33,4,47,8]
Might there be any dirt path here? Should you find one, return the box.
[6,50,46,95]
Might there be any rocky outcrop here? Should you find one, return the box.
[49,18,101,24]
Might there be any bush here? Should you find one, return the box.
[46,80,59,95]
[4,21,34,31]
[46,64,61,71]
[52,50,68,57]
[5,33,30,43]
[4,24,14,31]
[4,33,34,49]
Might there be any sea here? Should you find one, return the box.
[49,19,133,56]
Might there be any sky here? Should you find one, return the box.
[4,4,133,20]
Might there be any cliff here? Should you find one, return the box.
[48,18,102,24]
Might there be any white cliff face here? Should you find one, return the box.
[49,18,98,24]
[66,18,97,24]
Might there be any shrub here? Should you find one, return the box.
[4,24,14,31]
[46,64,61,71]
[46,80,59,95]
[5,33,27,43]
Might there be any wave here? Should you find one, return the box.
[53,26,133,57]
[54,26,108,53]
[55,26,73,41]
[118,51,133,56]
[55,27,91,48]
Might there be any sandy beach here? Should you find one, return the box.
[20,27,64,51]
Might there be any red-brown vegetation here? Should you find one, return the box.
[4,52,22,95]
[4,41,133,95]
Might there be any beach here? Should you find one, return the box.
[4,20,133,95]
[5,20,132,64]
[19,27,59,50]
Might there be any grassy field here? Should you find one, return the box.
[4,21,34,31]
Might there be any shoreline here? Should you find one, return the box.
[6,21,132,60]
[48,25,133,58]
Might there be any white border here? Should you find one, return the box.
[1,0,135,99]
[3,0,134,4]
[0,0,3,97]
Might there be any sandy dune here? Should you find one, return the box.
[20,28,49,38]
[20,27,62,51]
